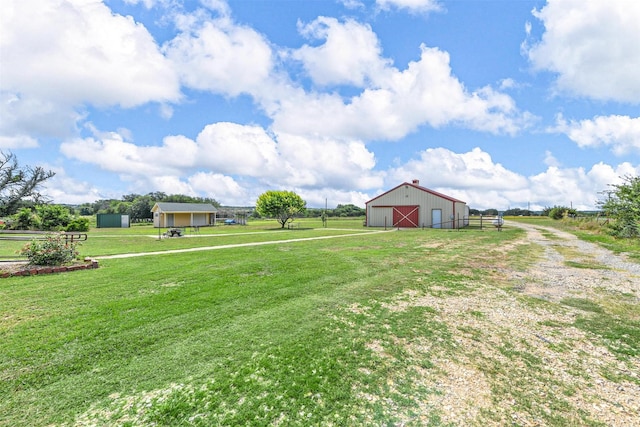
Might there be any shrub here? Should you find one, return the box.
[36,204,72,231]
[599,175,640,239]
[10,207,41,230]
[66,217,90,232]
[548,206,577,220]
[604,218,639,238]
[19,232,80,266]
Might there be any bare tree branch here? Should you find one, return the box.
[0,151,55,216]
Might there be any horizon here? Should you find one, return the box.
[2,0,639,211]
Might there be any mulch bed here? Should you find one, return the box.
[0,258,99,278]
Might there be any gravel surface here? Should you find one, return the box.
[509,221,640,301]
[366,221,639,426]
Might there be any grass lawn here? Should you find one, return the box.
[1,220,638,426]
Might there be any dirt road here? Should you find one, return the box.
[375,221,639,426]
[508,221,640,301]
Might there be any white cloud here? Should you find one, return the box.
[381,147,640,211]
[278,43,532,140]
[0,135,39,149]
[0,92,85,141]
[60,130,198,178]
[376,0,443,14]
[40,165,106,205]
[275,133,383,190]
[339,0,365,10]
[0,0,181,143]
[528,162,638,210]
[526,0,640,103]
[293,17,392,87]
[387,147,528,192]
[299,188,372,209]
[122,0,155,8]
[187,172,248,206]
[194,123,281,177]
[543,150,560,167]
[553,115,640,155]
[57,122,383,202]
[164,10,273,96]
[1,0,181,108]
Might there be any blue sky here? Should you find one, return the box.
[2,0,639,210]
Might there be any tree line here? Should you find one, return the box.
[77,193,221,222]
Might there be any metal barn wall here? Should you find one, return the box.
[367,206,393,228]
[367,184,464,229]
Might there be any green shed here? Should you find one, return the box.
[97,214,130,228]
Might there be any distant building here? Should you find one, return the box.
[151,202,217,228]
[365,180,469,229]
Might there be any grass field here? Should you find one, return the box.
[1,218,638,426]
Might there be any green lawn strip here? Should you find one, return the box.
[82,228,369,257]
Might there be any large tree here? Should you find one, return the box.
[599,175,640,238]
[0,151,55,216]
[255,190,306,228]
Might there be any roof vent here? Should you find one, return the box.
[412,179,420,185]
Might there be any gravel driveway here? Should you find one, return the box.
[375,221,639,426]
[508,221,640,301]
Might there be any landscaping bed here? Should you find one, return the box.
[0,258,99,278]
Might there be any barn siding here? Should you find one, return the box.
[366,182,467,229]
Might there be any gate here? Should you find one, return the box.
[393,206,419,228]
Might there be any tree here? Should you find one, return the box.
[547,205,577,220]
[129,196,154,222]
[333,204,365,217]
[503,208,533,216]
[0,151,55,216]
[255,190,306,228]
[599,175,640,238]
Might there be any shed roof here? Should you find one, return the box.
[152,202,218,213]
[366,182,465,205]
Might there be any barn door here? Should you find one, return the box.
[393,206,419,228]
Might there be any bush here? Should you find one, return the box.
[66,217,90,232]
[36,204,71,230]
[599,175,640,239]
[604,218,639,238]
[19,232,80,266]
[10,207,41,230]
[548,206,577,220]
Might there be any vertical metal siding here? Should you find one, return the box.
[366,185,466,228]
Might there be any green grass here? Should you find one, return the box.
[1,221,638,426]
